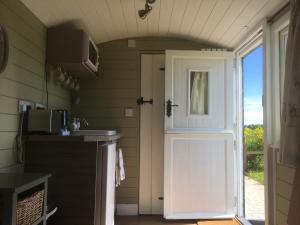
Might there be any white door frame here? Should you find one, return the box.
[268,12,290,225]
[269,11,290,150]
[234,27,264,219]
[234,13,290,224]
[234,22,286,225]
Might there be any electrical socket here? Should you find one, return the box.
[125,108,134,117]
[18,100,34,112]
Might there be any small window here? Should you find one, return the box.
[189,70,209,115]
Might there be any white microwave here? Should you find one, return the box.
[85,37,99,73]
[47,27,100,78]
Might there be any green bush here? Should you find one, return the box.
[247,155,264,172]
[244,125,264,173]
[244,125,264,152]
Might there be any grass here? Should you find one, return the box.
[246,170,264,185]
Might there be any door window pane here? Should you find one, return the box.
[189,71,208,115]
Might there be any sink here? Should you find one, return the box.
[72,130,117,136]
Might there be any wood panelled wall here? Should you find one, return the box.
[276,164,295,225]
[73,38,212,204]
[0,0,70,171]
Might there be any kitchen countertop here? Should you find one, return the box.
[83,134,121,142]
[27,133,121,143]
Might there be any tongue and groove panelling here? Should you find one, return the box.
[276,164,295,225]
[0,0,70,171]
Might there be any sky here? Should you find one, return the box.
[243,46,263,125]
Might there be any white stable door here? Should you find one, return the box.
[139,54,165,214]
[164,50,237,219]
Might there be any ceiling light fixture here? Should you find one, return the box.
[138,0,156,20]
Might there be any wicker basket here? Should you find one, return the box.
[16,190,44,225]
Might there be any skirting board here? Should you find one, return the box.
[0,164,23,173]
[116,204,138,215]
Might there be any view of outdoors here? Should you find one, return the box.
[244,125,264,184]
[244,45,264,183]
[243,45,265,221]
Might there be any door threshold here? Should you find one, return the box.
[236,217,254,225]
[165,213,235,220]
[197,217,244,225]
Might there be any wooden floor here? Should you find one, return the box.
[198,219,241,225]
[115,216,197,225]
[115,216,240,225]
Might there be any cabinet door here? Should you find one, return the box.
[102,143,116,225]
[95,148,103,225]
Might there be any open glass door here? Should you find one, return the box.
[234,30,266,225]
[242,45,265,225]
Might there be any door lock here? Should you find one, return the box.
[137,97,153,105]
[166,99,178,117]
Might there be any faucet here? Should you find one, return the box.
[71,117,89,131]
[81,118,89,128]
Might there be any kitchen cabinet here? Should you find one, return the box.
[24,135,119,225]
[102,143,117,225]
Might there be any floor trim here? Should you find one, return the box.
[0,164,23,173]
[116,204,138,215]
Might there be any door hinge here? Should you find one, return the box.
[234,140,237,150]
[234,197,238,207]
[233,58,237,70]
[160,67,165,71]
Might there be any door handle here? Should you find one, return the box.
[137,97,153,105]
[166,99,178,117]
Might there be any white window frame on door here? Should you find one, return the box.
[187,68,211,118]
[165,50,235,132]
[270,12,290,149]
[234,26,264,220]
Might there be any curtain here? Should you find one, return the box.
[280,0,300,167]
[190,72,208,115]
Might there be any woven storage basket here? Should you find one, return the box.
[16,189,44,225]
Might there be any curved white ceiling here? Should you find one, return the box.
[20,0,287,48]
